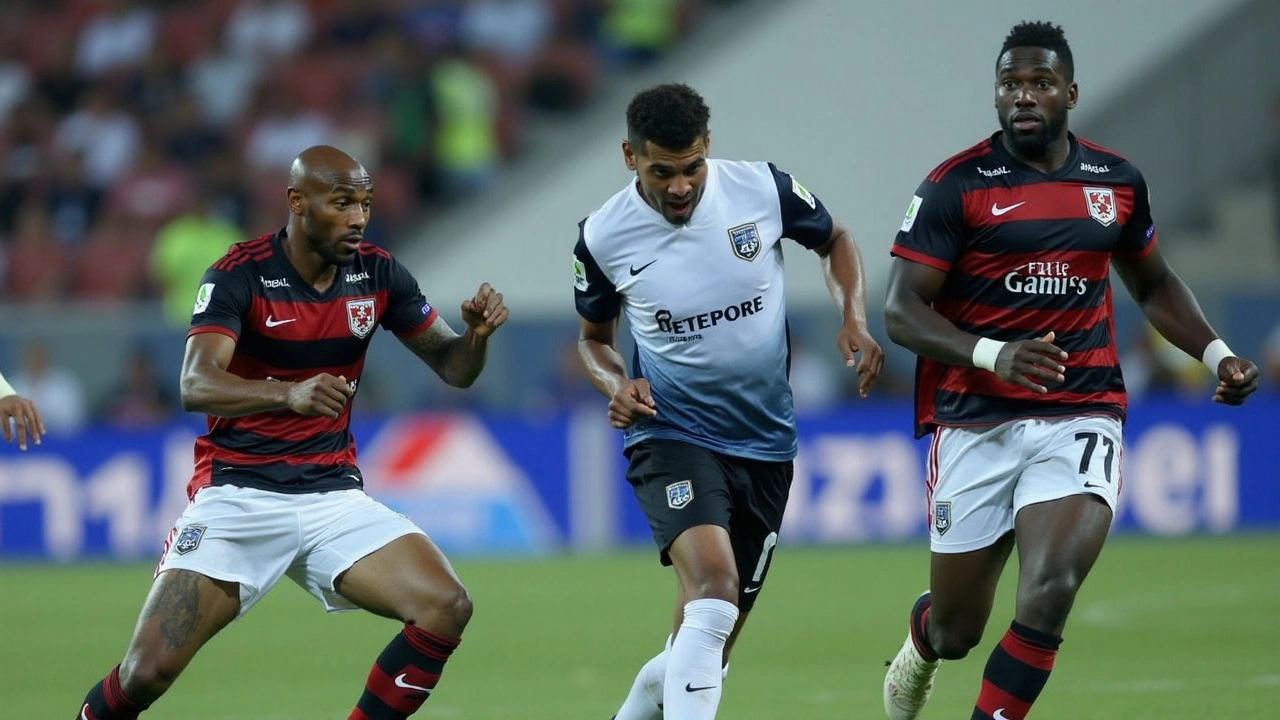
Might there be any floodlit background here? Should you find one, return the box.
[0,1,1277,718]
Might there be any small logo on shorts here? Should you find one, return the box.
[173,524,207,555]
[666,480,694,510]
[933,502,951,536]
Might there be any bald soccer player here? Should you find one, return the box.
[74,145,509,720]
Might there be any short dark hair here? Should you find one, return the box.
[626,83,710,152]
[999,21,1074,81]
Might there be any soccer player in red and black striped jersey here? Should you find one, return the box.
[880,22,1259,720]
[74,146,508,720]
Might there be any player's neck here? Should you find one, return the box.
[281,228,338,291]
[1002,133,1072,175]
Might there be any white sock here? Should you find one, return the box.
[663,599,739,720]
[615,635,671,720]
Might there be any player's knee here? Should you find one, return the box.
[691,573,739,604]
[409,581,473,632]
[930,624,983,660]
[1019,573,1081,628]
[118,653,183,703]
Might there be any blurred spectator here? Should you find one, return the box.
[431,52,502,197]
[321,0,393,48]
[370,31,440,199]
[0,100,52,233]
[243,86,336,173]
[10,339,87,433]
[600,0,687,67]
[202,153,254,231]
[186,25,264,128]
[68,208,153,301]
[53,87,141,189]
[45,151,103,245]
[0,40,33,128]
[150,189,242,328]
[158,92,230,169]
[225,0,313,61]
[108,145,194,231]
[3,203,67,301]
[100,345,176,428]
[74,0,157,78]
[32,36,87,116]
[125,44,185,121]
[460,0,554,65]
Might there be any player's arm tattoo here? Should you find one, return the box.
[399,320,485,387]
[143,570,205,650]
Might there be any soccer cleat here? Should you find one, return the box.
[883,632,939,719]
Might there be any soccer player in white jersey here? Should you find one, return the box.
[572,83,885,720]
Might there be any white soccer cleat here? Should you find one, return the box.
[883,634,939,720]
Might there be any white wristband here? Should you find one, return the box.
[1200,338,1234,374]
[0,371,15,399]
[972,337,1007,372]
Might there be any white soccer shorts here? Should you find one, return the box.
[156,485,426,616]
[927,415,1122,553]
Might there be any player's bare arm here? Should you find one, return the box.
[886,257,1068,393]
[579,315,656,429]
[814,220,884,396]
[0,392,44,451]
[399,283,507,388]
[1114,247,1259,404]
[181,332,353,419]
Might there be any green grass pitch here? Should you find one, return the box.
[3,533,1277,719]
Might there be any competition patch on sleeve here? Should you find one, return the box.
[572,256,589,291]
[193,282,215,314]
[790,175,816,209]
[900,195,923,232]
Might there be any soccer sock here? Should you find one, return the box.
[970,621,1062,720]
[349,624,459,720]
[79,664,150,719]
[909,592,940,662]
[662,599,739,720]
[615,635,671,720]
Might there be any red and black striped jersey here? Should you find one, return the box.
[891,132,1157,437]
[185,229,437,496]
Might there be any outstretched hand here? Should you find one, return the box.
[0,394,44,451]
[460,282,508,338]
[837,324,884,398]
[1212,356,1258,405]
[994,331,1068,394]
[608,378,657,430]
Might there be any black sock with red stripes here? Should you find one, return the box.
[79,664,150,719]
[970,620,1062,720]
[349,625,459,720]
[909,592,939,662]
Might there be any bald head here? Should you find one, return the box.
[289,145,370,191]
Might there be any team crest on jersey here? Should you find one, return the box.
[666,480,694,510]
[727,223,761,261]
[1083,186,1117,227]
[173,524,206,555]
[933,502,951,535]
[346,298,377,338]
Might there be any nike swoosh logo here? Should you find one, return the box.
[81,704,91,720]
[993,709,1013,720]
[629,260,658,276]
[394,673,433,694]
[685,682,716,693]
[990,201,1026,216]
[265,315,296,328]
[1083,482,1107,490]
[743,585,760,593]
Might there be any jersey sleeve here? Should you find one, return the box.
[573,219,621,323]
[187,264,252,341]
[767,163,834,249]
[1115,172,1158,261]
[890,174,967,272]
[381,256,438,337]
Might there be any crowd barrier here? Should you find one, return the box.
[1,398,1276,560]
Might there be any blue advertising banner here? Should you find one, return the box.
[0,399,1276,560]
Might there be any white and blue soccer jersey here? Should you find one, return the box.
[573,159,833,461]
